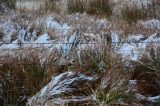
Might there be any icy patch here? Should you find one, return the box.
[45,16,71,36]
[61,31,79,58]
[52,95,96,105]
[34,33,51,48]
[5,40,19,49]
[96,19,108,29]
[118,43,139,60]
[112,31,120,48]
[140,19,160,29]
[117,33,160,61]
[147,96,160,103]
[129,80,137,86]
[127,34,146,43]
[136,93,160,103]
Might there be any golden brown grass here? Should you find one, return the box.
[110,18,160,39]
[0,49,62,105]
[79,50,135,105]
[1,46,159,105]
[1,1,160,105]
[44,0,60,14]
[131,46,160,96]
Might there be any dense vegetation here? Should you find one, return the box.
[0,0,16,9]
[0,0,160,105]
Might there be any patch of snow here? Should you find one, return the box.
[6,40,19,49]
[0,40,19,50]
[136,93,160,103]
[129,80,137,86]
[96,19,108,29]
[18,28,27,42]
[127,34,146,43]
[62,31,78,58]
[118,43,139,60]
[117,33,160,61]
[34,33,51,48]
[52,95,96,105]
[45,16,71,36]
[112,31,120,48]
[147,96,160,103]
[135,93,146,100]
[143,33,160,43]
[140,19,160,29]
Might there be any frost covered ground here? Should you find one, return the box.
[0,4,160,105]
[0,14,160,61]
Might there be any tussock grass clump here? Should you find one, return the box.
[0,49,60,105]
[73,49,135,105]
[68,0,112,17]
[131,46,160,96]
[95,54,135,105]
[74,46,112,75]
[0,47,152,105]
[141,45,160,71]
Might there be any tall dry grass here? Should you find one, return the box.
[68,0,112,17]
[121,0,160,23]
[70,48,136,105]
[44,0,60,13]
[0,49,61,106]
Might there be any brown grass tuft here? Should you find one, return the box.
[0,49,62,105]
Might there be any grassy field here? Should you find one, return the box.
[0,0,160,105]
